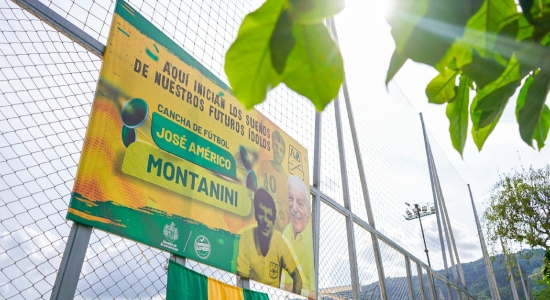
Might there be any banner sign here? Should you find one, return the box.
[68,1,314,298]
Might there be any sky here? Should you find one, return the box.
[337,0,550,209]
[328,0,550,282]
[2,0,549,298]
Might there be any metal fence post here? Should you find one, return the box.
[405,256,414,300]
[328,17,388,300]
[431,163,460,300]
[237,276,251,290]
[312,110,322,299]
[170,254,187,266]
[515,254,531,300]
[334,96,362,299]
[417,263,427,300]
[312,192,322,300]
[50,223,92,300]
[468,184,501,300]
[12,0,105,57]
[420,113,452,299]
[426,268,438,300]
[501,238,520,300]
[432,163,467,292]
[434,183,460,289]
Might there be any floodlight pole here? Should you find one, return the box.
[414,204,432,268]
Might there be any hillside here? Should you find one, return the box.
[319,249,546,300]
[460,249,545,299]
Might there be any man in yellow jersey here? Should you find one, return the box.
[237,188,302,293]
[256,131,289,232]
[282,175,315,298]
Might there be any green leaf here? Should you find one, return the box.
[470,41,548,130]
[446,75,471,155]
[386,0,430,54]
[282,23,344,111]
[271,10,295,74]
[435,41,472,71]
[471,54,522,129]
[517,14,535,41]
[439,0,517,70]
[468,50,532,150]
[519,0,535,24]
[478,81,521,128]
[534,105,550,149]
[472,109,503,150]
[461,0,517,57]
[462,50,506,89]
[387,0,483,68]
[492,15,522,61]
[516,69,550,146]
[426,69,458,104]
[386,50,408,85]
[516,70,537,118]
[224,0,285,109]
[289,0,345,24]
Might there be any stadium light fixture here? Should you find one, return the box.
[404,202,436,268]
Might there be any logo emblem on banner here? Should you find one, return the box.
[269,262,279,279]
[288,145,304,179]
[194,235,211,259]
[163,222,179,242]
[161,222,179,251]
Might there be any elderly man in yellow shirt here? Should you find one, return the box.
[237,188,302,294]
[281,175,316,299]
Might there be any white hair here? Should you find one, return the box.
[287,175,309,208]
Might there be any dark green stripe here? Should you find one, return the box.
[115,0,232,93]
[243,288,270,300]
[66,192,238,272]
[117,27,130,37]
[145,48,159,61]
[167,260,208,300]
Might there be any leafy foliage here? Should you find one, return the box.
[533,280,550,300]
[386,0,550,154]
[531,250,550,299]
[224,0,286,108]
[224,0,344,111]
[483,165,550,251]
[446,75,471,156]
[226,0,550,153]
[542,249,550,284]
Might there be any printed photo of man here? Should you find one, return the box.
[282,175,315,298]
[237,188,302,293]
[257,131,289,232]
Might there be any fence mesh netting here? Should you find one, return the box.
[1,0,490,299]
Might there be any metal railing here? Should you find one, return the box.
[0,0,497,299]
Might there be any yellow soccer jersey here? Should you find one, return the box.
[256,160,289,232]
[282,221,315,293]
[237,227,297,288]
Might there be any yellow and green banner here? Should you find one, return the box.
[167,260,268,300]
[68,0,315,298]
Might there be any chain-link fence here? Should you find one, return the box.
[1,0,494,299]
